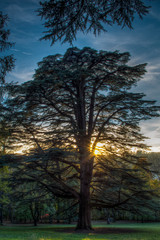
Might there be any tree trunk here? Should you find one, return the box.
[76,152,94,230]
[34,219,37,226]
[30,202,39,227]
[9,206,14,223]
[76,182,92,230]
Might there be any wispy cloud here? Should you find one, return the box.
[11,49,32,56]
[22,52,32,56]
[150,9,160,21]
[5,4,38,24]
[7,68,34,83]
[13,70,34,82]
[140,119,160,150]
[86,29,155,52]
[145,63,160,82]
[11,48,20,52]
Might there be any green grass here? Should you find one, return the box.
[0,222,160,240]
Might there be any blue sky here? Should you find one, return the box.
[1,0,160,151]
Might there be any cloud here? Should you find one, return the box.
[150,9,160,21]
[22,52,32,56]
[5,4,38,24]
[134,60,160,102]
[146,63,160,75]
[85,28,154,52]
[140,119,160,149]
[144,63,160,83]
[11,48,20,52]
[11,49,32,56]
[7,68,34,83]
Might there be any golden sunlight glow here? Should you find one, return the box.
[91,143,160,156]
[93,142,104,156]
[14,145,31,155]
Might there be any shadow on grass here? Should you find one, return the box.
[0,224,144,236]
[40,226,142,234]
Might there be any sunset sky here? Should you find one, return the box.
[1,0,160,151]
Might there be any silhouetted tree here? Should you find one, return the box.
[38,0,150,44]
[1,47,160,230]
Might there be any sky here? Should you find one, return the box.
[0,0,160,151]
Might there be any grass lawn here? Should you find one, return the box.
[0,222,160,240]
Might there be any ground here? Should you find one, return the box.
[0,222,160,240]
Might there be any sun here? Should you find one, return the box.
[93,142,104,156]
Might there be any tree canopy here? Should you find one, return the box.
[1,47,160,230]
[38,0,150,44]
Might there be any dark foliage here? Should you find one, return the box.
[0,12,15,84]
[38,0,150,44]
[1,47,160,229]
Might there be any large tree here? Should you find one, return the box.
[3,47,160,229]
[38,0,150,44]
